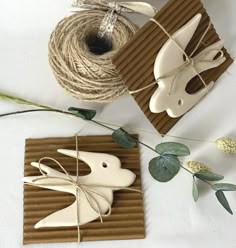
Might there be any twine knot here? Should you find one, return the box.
[180,58,196,70]
[188,58,195,66]
[73,182,81,188]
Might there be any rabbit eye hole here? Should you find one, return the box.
[178,99,184,106]
[102,162,108,168]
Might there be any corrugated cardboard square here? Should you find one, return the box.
[113,0,233,134]
[23,135,144,245]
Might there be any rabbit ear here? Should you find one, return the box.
[35,201,78,228]
[23,175,45,184]
[34,190,112,228]
[195,40,226,68]
[30,162,51,174]
[154,14,202,79]
[30,162,67,177]
[23,162,51,183]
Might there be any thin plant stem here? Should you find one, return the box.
[1,91,215,143]
[0,109,74,118]
[0,92,49,109]
[90,120,115,132]
[0,92,214,188]
[179,164,194,175]
[96,120,215,143]
[138,141,157,153]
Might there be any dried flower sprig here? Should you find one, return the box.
[187,161,212,173]
[1,91,236,214]
[216,137,236,154]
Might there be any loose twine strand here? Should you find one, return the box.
[129,19,224,95]
[48,9,137,102]
[25,134,141,242]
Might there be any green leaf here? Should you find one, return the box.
[192,177,199,202]
[212,183,236,192]
[149,155,180,182]
[215,191,233,215]
[195,172,224,182]
[112,128,136,149]
[155,142,190,156]
[68,107,96,120]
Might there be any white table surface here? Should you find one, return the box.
[0,0,236,247]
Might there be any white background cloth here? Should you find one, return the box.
[0,0,236,247]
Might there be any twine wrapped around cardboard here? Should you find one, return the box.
[112,0,233,134]
[49,0,155,102]
[24,135,141,242]
[129,19,224,96]
[23,135,144,244]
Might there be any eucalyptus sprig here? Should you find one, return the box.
[1,91,236,214]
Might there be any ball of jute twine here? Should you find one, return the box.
[48,10,137,102]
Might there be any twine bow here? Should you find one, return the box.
[72,0,156,39]
[25,135,141,243]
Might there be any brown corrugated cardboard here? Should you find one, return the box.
[113,0,233,134]
[23,135,144,244]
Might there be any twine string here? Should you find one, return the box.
[72,0,155,42]
[129,18,224,95]
[72,0,133,13]
[49,8,137,102]
[25,134,141,242]
[49,0,156,103]
[75,134,80,242]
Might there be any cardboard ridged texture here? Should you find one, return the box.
[113,0,233,134]
[23,135,144,245]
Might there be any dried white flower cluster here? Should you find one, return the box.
[216,137,236,154]
[187,161,212,173]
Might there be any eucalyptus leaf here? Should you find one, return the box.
[112,128,136,149]
[195,172,224,182]
[149,155,180,182]
[155,142,190,156]
[212,183,236,192]
[215,191,233,215]
[192,178,199,202]
[68,107,96,120]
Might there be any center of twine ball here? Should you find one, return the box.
[85,33,113,55]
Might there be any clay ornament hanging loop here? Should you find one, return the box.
[72,0,156,39]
